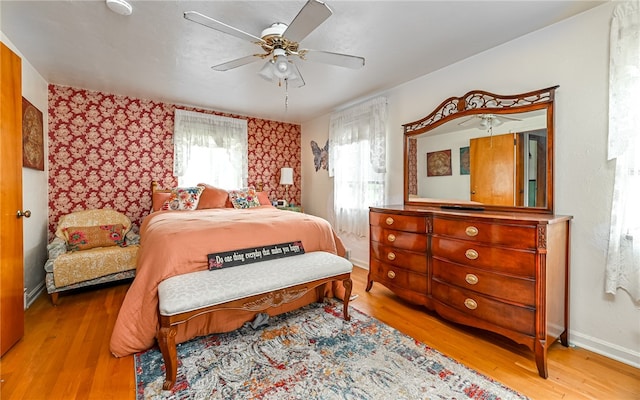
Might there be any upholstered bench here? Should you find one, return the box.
[156,251,353,390]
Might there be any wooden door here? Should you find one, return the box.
[470,133,516,206]
[0,42,24,356]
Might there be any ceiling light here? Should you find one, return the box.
[258,48,304,87]
[106,0,133,16]
[274,57,290,78]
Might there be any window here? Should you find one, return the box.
[606,0,640,303]
[329,97,387,237]
[173,110,248,189]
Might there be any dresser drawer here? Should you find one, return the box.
[370,212,426,233]
[432,259,535,306]
[369,259,427,294]
[371,243,427,274]
[370,226,427,251]
[432,217,537,249]
[432,236,536,277]
[431,281,535,336]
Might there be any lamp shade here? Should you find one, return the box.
[280,167,293,185]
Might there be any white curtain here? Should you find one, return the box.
[606,0,640,304]
[329,96,387,237]
[173,110,248,189]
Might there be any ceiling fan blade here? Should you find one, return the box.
[283,0,333,43]
[301,50,365,69]
[211,55,259,71]
[495,114,522,122]
[457,116,477,126]
[184,11,265,45]
[287,61,306,88]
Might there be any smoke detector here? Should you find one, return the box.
[106,0,133,16]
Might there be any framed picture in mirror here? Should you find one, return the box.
[426,149,451,177]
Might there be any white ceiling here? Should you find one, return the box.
[1,0,604,124]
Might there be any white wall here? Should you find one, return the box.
[1,33,49,307]
[301,2,640,368]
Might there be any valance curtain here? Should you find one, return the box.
[606,0,640,304]
[173,109,248,189]
[329,96,387,238]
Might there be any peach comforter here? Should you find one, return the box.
[109,206,345,357]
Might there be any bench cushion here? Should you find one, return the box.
[158,251,352,316]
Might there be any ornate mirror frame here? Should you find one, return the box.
[403,86,558,214]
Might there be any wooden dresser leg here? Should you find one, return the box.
[560,329,569,347]
[367,280,375,291]
[534,340,549,378]
[157,325,178,390]
[342,278,353,321]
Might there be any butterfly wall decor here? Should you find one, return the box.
[310,140,329,172]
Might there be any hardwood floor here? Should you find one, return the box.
[1,266,638,399]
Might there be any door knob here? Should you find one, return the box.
[17,210,31,218]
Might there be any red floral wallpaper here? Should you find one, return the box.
[48,84,301,238]
[408,138,417,195]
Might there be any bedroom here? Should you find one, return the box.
[1,0,639,398]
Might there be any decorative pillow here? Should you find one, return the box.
[152,190,172,212]
[197,183,230,209]
[229,187,261,209]
[63,224,126,252]
[162,186,205,211]
[257,191,272,206]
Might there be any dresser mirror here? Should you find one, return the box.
[403,86,558,214]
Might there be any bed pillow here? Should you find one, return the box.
[63,224,126,252]
[196,183,230,209]
[162,186,205,211]
[257,191,272,206]
[229,187,261,209]
[152,190,172,212]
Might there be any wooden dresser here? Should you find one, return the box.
[368,205,572,378]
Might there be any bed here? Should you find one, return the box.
[109,186,346,357]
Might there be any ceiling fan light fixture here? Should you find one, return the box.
[272,48,290,78]
[258,60,277,83]
[274,57,290,77]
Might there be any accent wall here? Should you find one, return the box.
[48,84,301,238]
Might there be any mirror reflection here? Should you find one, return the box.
[403,87,557,213]
[409,110,546,207]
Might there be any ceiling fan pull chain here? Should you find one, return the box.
[285,79,289,112]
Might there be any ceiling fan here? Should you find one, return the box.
[458,114,522,131]
[184,0,365,88]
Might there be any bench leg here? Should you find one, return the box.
[157,325,178,390]
[342,278,353,321]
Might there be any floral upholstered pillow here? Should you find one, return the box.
[162,186,205,211]
[229,187,261,209]
[63,224,127,252]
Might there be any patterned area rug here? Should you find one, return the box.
[135,301,528,400]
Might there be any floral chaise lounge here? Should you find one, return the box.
[45,209,140,305]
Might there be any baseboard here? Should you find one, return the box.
[26,282,45,309]
[570,330,640,369]
[349,257,369,270]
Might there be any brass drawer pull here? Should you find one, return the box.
[465,249,479,260]
[387,252,396,261]
[464,298,478,310]
[387,233,396,242]
[465,226,479,237]
[465,273,479,285]
[385,217,394,225]
[387,270,396,279]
